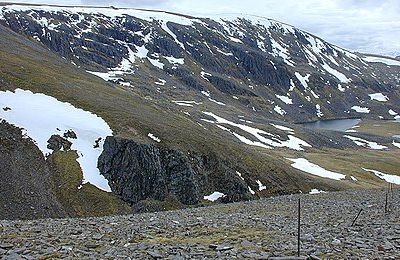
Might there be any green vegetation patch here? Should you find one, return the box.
[47,150,131,217]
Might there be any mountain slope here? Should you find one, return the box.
[0,3,399,217]
[1,3,399,123]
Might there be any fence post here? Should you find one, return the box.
[297,197,301,257]
[351,208,363,226]
[385,192,388,213]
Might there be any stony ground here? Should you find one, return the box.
[0,189,399,259]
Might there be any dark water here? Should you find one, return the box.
[301,118,361,132]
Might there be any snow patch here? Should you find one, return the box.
[201,90,210,97]
[270,124,294,132]
[287,158,346,180]
[256,180,266,191]
[228,36,242,43]
[368,93,388,102]
[392,140,400,149]
[351,106,370,113]
[362,56,400,66]
[270,38,294,66]
[344,135,387,150]
[208,98,226,106]
[202,112,311,151]
[274,105,286,115]
[148,133,161,143]
[321,63,351,83]
[362,168,400,185]
[164,56,184,65]
[200,71,212,81]
[236,171,245,181]
[295,72,311,90]
[275,95,293,105]
[0,89,112,192]
[294,72,319,99]
[215,46,234,56]
[337,84,346,92]
[172,100,201,107]
[204,192,226,202]
[154,79,166,86]
[309,189,326,194]
[148,57,164,69]
[389,109,398,116]
[248,186,255,195]
[161,21,185,49]
[316,104,323,117]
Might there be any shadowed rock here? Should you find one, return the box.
[98,136,253,205]
[47,134,72,152]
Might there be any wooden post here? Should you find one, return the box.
[351,208,363,226]
[390,183,393,200]
[385,192,388,213]
[297,197,301,257]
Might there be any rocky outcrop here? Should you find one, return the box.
[0,121,66,220]
[47,134,72,152]
[98,136,253,206]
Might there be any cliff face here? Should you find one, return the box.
[98,136,252,205]
[0,121,66,220]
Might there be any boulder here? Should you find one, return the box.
[47,135,72,152]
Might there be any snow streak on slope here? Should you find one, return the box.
[368,93,389,102]
[362,168,400,185]
[351,106,370,113]
[202,112,311,151]
[321,63,351,83]
[362,56,400,66]
[204,192,226,201]
[256,180,266,191]
[148,133,161,143]
[287,158,346,180]
[309,189,326,194]
[275,95,293,105]
[0,89,112,192]
[344,135,387,150]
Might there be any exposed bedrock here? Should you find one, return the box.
[98,136,253,205]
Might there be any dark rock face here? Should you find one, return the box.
[63,129,77,139]
[47,134,72,152]
[0,121,66,220]
[98,136,252,205]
